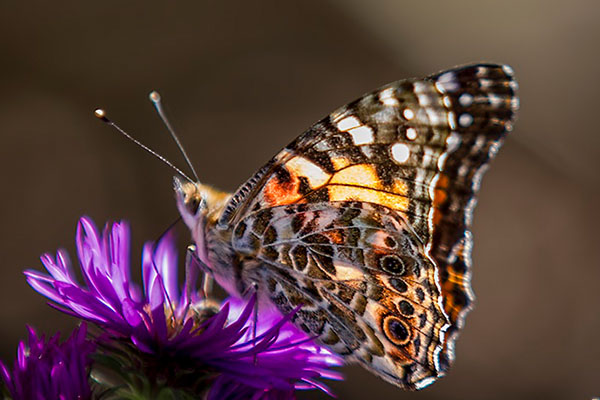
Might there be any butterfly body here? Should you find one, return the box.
[175,64,519,389]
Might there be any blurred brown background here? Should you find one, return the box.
[0,1,598,399]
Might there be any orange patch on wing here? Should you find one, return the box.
[433,174,449,207]
[330,164,382,189]
[327,230,344,244]
[263,168,303,206]
[393,179,409,197]
[331,156,351,170]
[441,279,462,321]
[431,174,450,226]
[328,185,409,211]
[442,266,468,286]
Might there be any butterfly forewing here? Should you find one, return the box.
[211,63,518,388]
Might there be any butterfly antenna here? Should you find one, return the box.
[94,108,195,184]
[149,91,200,183]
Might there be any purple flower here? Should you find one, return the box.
[205,296,343,399]
[0,323,95,400]
[25,217,342,398]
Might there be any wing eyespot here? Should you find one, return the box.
[379,254,406,275]
[398,300,415,317]
[383,236,397,249]
[388,277,408,293]
[383,315,411,346]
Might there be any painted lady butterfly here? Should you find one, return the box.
[174,64,519,389]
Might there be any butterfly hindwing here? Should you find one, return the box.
[216,63,518,385]
[232,201,448,389]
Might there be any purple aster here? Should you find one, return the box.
[25,217,342,398]
[0,323,95,400]
[204,296,343,399]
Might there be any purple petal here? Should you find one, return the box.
[121,297,144,328]
[1,324,94,400]
[153,229,179,302]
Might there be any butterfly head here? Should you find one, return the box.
[174,177,206,226]
[174,176,239,295]
[174,176,231,240]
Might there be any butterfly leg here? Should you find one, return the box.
[239,281,261,364]
[248,282,260,364]
[184,244,214,300]
[201,273,214,299]
[253,287,260,364]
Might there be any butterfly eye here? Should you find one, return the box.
[186,196,201,215]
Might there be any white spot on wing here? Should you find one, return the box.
[447,111,457,130]
[502,64,514,75]
[479,78,493,88]
[348,125,374,145]
[414,82,435,106]
[379,88,399,106]
[459,93,473,107]
[443,96,452,108]
[437,151,449,171]
[403,108,415,120]
[488,93,503,108]
[446,132,461,153]
[286,156,330,187]
[361,146,373,158]
[334,262,365,281]
[422,147,436,166]
[472,135,486,152]
[459,113,473,127]
[435,71,459,93]
[336,116,361,131]
[406,127,417,140]
[511,97,520,111]
[391,143,410,163]
[314,140,330,152]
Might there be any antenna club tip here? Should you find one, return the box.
[149,91,161,102]
[94,108,109,122]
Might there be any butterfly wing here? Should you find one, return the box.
[232,201,449,389]
[218,64,518,385]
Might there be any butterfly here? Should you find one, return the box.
[174,64,519,390]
